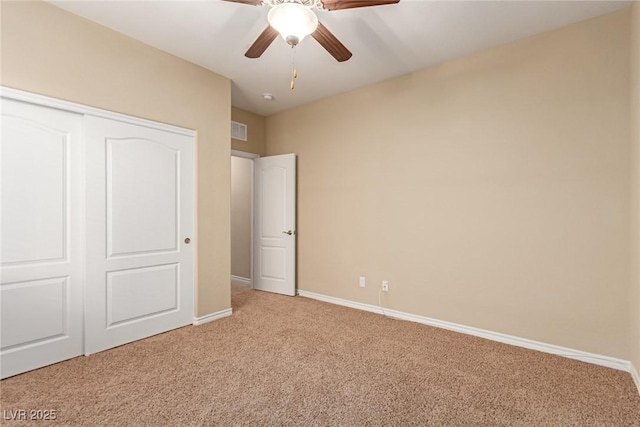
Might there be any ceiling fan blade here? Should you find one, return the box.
[221,0,263,5]
[245,26,279,58]
[321,0,399,11]
[311,22,352,62]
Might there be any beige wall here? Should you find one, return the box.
[1,1,231,317]
[232,107,266,156]
[630,1,640,376]
[231,156,252,279]
[266,10,631,358]
[230,106,264,279]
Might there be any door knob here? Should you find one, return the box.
[282,230,293,236]
[184,237,191,244]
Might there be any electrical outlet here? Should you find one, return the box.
[382,280,389,292]
[359,276,366,288]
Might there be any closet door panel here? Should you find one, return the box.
[84,116,194,355]
[2,118,66,264]
[0,98,84,379]
[107,138,178,257]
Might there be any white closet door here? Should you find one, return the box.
[84,116,194,355]
[0,99,84,379]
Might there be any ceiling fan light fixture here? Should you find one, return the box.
[267,2,319,46]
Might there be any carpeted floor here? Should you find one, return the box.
[1,282,639,426]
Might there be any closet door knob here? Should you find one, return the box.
[184,237,191,244]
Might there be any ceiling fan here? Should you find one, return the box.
[223,0,400,62]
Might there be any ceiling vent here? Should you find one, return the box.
[231,121,248,141]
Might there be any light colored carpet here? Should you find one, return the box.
[1,282,639,426]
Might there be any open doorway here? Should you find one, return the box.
[231,150,258,289]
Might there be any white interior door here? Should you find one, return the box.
[84,116,194,355]
[253,154,296,296]
[0,99,84,378]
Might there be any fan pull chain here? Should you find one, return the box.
[290,45,298,90]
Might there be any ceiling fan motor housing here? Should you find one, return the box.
[285,35,300,46]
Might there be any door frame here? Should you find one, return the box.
[231,150,259,288]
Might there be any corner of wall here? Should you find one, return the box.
[630,0,640,395]
[231,106,266,156]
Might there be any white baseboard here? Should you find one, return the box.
[193,308,232,326]
[298,290,383,316]
[297,290,632,374]
[631,363,640,396]
[231,275,251,285]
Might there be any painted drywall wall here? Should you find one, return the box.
[231,156,252,280]
[630,1,640,379]
[232,107,266,156]
[266,10,631,358]
[230,107,264,280]
[0,1,231,317]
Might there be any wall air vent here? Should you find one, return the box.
[231,121,248,141]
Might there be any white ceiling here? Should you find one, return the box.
[50,0,631,116]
